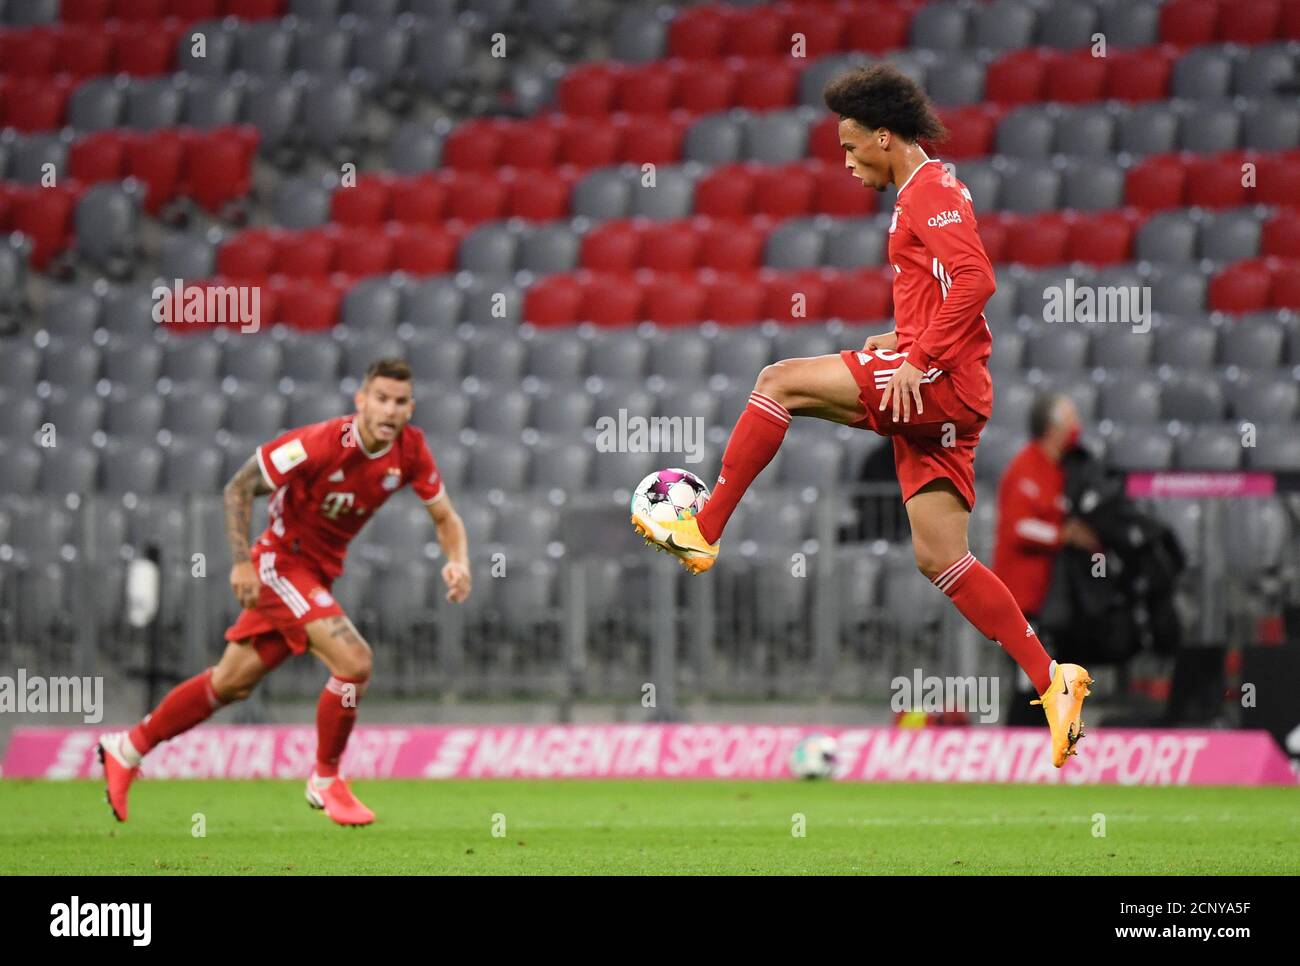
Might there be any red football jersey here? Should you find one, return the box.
[888,158,996,417]
[253,415,444,580]
[992,442,1066,615]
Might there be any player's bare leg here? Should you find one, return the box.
[905,479,1090,765]
[100,641,273,821]
[634,355,865,573]
[304,615,375,826]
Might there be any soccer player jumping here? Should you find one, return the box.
[632,66,1092,767]
[99,359,472,824]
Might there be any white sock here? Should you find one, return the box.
[113,732,142,767]
[1048,660,1059,682]
[312,772,335,788]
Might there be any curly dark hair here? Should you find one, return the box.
[823,64,948,143]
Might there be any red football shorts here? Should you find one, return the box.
[840,348,988,510]
[225,547,345,661]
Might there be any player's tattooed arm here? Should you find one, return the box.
[223,455,273,564]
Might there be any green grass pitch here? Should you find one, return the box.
[3,780,1297,875]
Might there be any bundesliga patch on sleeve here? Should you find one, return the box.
[269,438,308,474]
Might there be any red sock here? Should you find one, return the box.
[695,391,790,544]
[933,553,1054,694]
[128,668,224,756]
[315,675,367,778]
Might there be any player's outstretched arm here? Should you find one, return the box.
[223,455,273,608]
[427,495,471,603]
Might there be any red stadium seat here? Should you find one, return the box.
[704,271,765,324]
[977,213,1010,264]
[182,125,256,213]
[752,164,815,218]
[933,105,999,160]
[9,182,82,269]
[785,4,844,58]
[0,187,12,231]
[1283,0,1300,39]
[1271,259,1300,308]
[444,171,509,223]
[55,24,115,78]
[984,50,1048,106]
[332,226,393,278]
[1104,48,1173,102]
[388,176,447,224]
[124,130,185,213]
[507,168,572,220]
[0,27,57,77]
[221,0,286,20]
[557,63,618,116]
[581,273,644,325]
[668,6,729,59]
[1208,259,1273,313]
[1159,0,1219,45]
[389,225,456,275]
[643,274,706,325]
[275,228,335,279]
[525,274,583,326]
[809,114,842,164]
[674,60,737,113]
[69,131,128,184]
[616,64,676,114]
[1125,155,1186,210]
[442,119,505,170]
[557,116,620,168]
[112,0,167,17]
[1066,211,1138,266]
[813,163,876,216]
[217,228,279,281]
[724,5,787,57]
[1254,153,1300,207]
[1219,0,1281,42]
[763,270,827,322]
[1,76,71,131]
[698,218,766,271]
[499,120,561,169]
[330,174,392,227]
[616,114,683,165]
[1184,155,1248,208]
[170,0,221,17]
[640,221,701,272]
[826,270,891,322]
[580,220,640,272]
[273,277,343,333]
[61,0,113,21]
[733,59,798,110]
[1261,215,1300,257]
[111,21,179,76]
[694,164,756,218]
[1044,51,1106,104]
[1006,213,1070,267]
[842,2,911,53]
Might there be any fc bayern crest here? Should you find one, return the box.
[382,468,401,491]
[311,588,333,607]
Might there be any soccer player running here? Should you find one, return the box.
[632,66,1092,767]
[99,359,472,825]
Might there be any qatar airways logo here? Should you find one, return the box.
[926,209,962,228]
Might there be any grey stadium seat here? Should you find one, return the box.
[104,391,164,440]
[974,425,1022,481]
[990,381,1035,430]
[235,21,294,75]
[1060,160,1125,210]
[1054,106,1116,160]
[43,342,101,392]
[799,53,873,108]
[287,390,350,427]
[469,389,529,436]
[764,219,824,270]
[649,330,709,380]
[0,443,41,494]
[1099,2,1159,47]
[341,276,402,333]
[926,61,986,107]
[571,168,631,219]
[591,448,657,489]
[1198,211,1261,262]
[459,223,519,274]
[823,217,887,267]
[163,339,221,384]
[225,389,287,438]
[243,78,304,153]
[1105,427,1173,471]
[531,438,593,489]
[414,389,469,438]
[1178,103,1240,154]
[1097,373,1162,423]
[387,122,443,175]
[996,107,1056,160]
[1171,47,1236,100]
[461,277,523,326]
[611,6,669,63]
[970,0,1037,50]
[271,177,331,230]
[1136,211,1199,263]
[164,389,225,437]
[777,437,842,486]
[527,334,586,381]
[1245,435,1300,471]
[1161,373,1225,421]
[1090,327,1155,369]
[529,385,593,434]
[1175,425,1243,471]
[176,22,235,76]
[1220,318,1285,368]
[293,25,352,74]
[403,277,463,329]
[1228,374,1298,423]
[0,342,39,395]
[157,232,217,281]
[103,337,160,389]
[998,161,1061,213]
[1149,267,1207,316]
[468,440,530,490]
[44,392,102,441]
[0,393,41,442]
[684,114,742,165]
[742,111,810,164]
[124,78,184,131]
[403,331,464,384]
[1242,98,1300,151]
[301,79,364,155]
[353,22,412,88]
[519,223,580,274]
[102,441,163,494]
[279,336,342,386]
[39,443,97,493]
[949,159,1000,210]
[1236,46,1297,98]
[628,165,695,218]
[1036,0,1097,48]
[68,77,125,131]
[42,286,102,340]
[181,77,243,129]
[909,1,968,49]
[1117,103,1180,156]
[711,330,771,380]
[162,443,223,493]
[7,134,66,184]
[412,24,471,93]
[75,183,142,275]
[1154,322,1217,368]
[588,332,647,380]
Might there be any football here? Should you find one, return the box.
[789,734,839,780]
[630,468,710,524]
